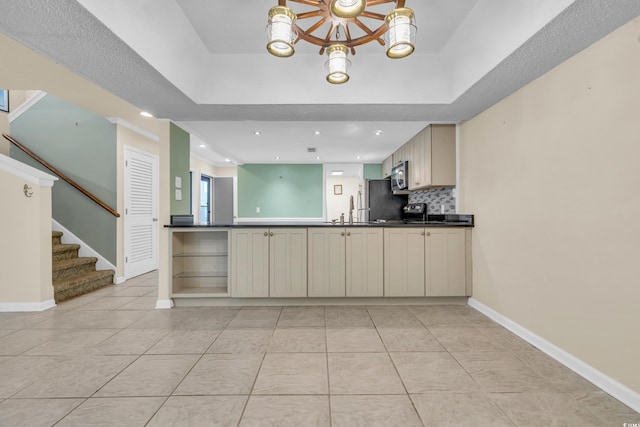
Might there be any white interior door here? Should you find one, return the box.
[124,146,158,279]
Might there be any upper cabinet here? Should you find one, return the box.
[388,124,456,191]
[381,155,393,178]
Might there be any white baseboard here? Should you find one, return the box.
[52,219,116,274]
[155,299,174,309]
[114,276,126,285]
[0,299,56,312]
[468,297,640,413]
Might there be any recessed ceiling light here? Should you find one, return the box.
[331,170,344,176]
[374,130,383,135]
[314,130,321,135]
[356,155,361,159]
[316,156,321,160]
[199,144,206,148]
[224,158,230,162]
[275,156,280,160]
[139,111,153,118]
[254,131,261,135]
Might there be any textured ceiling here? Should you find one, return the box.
[1,0,640,165]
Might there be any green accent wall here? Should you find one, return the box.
[363,163,383,179]
[170,123,191,215]
[10,94,117,264]
[238,164,323,218]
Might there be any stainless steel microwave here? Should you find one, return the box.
[391,161,409,192]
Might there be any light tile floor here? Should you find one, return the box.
[0,271,638,426]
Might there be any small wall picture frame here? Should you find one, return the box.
[333,184,342,195]
[0,90,8,113]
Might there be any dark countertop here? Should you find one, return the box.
[165,214,474,228]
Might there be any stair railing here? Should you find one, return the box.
[3,134,121,218]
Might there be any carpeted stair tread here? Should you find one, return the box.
[52,256,98,271]
[52,231,63,238]
[53,270,114,302]
[52,243,81,253]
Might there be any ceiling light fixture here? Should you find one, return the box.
[254,131,261,135]
[331,170,344,175]
[266,1,416,85]
[374,130,383,135]
[225,158,231,162]
[314,130,321,135]
[199,144,206,148]
[139,111,153,118]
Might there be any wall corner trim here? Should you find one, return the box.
[155,299,174,309]
[106,117,160,142]
[468,297,640,413]
[0,299,56,312]
[7,91,47,123]
[0,153,58,187]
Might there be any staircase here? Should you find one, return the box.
[52,231,114,303]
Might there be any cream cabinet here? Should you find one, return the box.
[384,227,471,297]
[170,229,230,297]
[269,228,308,297]
[307,228,346,297]
[425,228,468,296]
[308,227,384,297]
[231,228,307,298]
[382,155,393,178]
[383,228,426,296]
[231,229,270,297]
[407,124,456,190]
[346,228,384,297]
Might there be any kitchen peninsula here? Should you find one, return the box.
[166,216,473,306]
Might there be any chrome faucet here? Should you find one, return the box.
[348,195,354,225]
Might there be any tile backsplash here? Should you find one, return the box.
[409,187,456,214]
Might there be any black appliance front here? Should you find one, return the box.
[365,179,408,222]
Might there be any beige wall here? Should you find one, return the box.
[0,168,54,305]
[459,16,640,393]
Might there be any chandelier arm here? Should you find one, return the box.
[342,25,357,55]
[295,16,330,41]
[288,0,322,6]
[296,10,324,20]
[352,18,386,46]
[366,0,404,6]
[360,11,386,21]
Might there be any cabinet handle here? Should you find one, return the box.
[270,232,274,237]
[421,231,425,236]
[426,232,431,236]
[341,232,345,236]
[415,182,419,185]
[264,232,268,236]
[346,232,351,236]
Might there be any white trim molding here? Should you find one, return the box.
[155,299,174,309]
[0,299,56,312]
[107,117,160,142]
[468,297,640,413]
[0,154,58,187]
[7,91,47,123]
[52,219,116,274]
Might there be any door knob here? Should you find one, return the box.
[152,218,158,222]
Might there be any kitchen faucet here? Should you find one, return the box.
[349,195,354,225]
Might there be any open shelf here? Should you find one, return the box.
[170,229,230,298]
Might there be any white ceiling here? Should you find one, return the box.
[2,0,640,165]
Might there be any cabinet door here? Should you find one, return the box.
[383,228,425,296]
[425,228,466,296]
[382,155,393,178]
[346,228,383,296]
[430,124,456,186]
[270,228,308,297]
[307,228,346,297]
[231,229,269,297]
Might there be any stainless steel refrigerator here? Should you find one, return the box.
[363,179,408,222]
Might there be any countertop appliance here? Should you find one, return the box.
[390,161,409,193]
[403,203,427,222]
[363,179,408,222]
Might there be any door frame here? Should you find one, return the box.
[123,145,159,280]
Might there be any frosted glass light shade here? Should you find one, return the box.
[325,44,351,84]
[384,8,416,59]
[330,0,366,18]
[266,6,297,57]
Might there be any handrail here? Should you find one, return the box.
[3,134,121,218]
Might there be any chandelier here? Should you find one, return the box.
[266,0,416,84]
